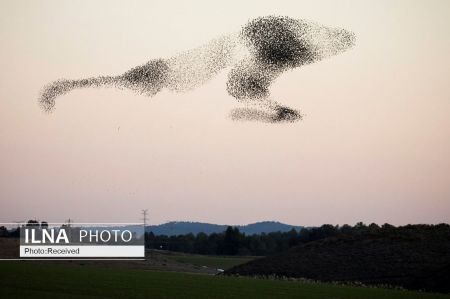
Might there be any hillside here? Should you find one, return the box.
[146,221,303,236]
[225,224,450,293]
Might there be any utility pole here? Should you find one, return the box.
[141,209,148,231]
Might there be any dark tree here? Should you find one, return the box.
[26,220,39,227]
[222,226,242,255]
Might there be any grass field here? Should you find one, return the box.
[164,254,255,270]
[1,262,449,299]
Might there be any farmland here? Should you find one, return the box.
[1,261,449,299]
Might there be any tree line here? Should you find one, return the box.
[2,221,447,256]
[145,222,440,256]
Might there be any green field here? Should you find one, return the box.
[164,254,255,270]
[1,262,449,299]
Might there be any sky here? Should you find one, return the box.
[0,0,449,226]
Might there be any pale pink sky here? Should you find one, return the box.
[1,0,449,226]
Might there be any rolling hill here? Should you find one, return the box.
[146,221,303,236]
[225,224,450,293]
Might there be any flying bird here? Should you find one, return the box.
[39,16,355,123]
